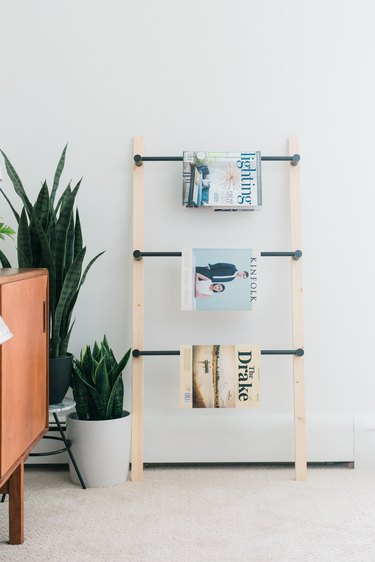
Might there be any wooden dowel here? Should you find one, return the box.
[132,137,145,482]
[289,136,307,481]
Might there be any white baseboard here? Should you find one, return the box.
[27,413,368,466]
[353,415,375,468]
[143,413,355,463]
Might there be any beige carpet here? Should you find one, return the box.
[1,464,375,562]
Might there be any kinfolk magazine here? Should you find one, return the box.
[180,344,261,408]
[181,247,260,311]
[182,151,262,210]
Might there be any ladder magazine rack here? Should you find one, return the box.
[132,137,306,482]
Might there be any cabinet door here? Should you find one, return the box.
[0,274,48,478]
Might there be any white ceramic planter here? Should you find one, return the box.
[66,411,131,487]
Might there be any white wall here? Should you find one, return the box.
[1,0,375,465]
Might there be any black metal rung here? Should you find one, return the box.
[133,250,302,260]
[135,155,183,163]
[133,348,304,357]
[134,154,300,166]
[133,251,181,259]
[29,435,71,457]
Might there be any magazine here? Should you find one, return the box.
[182,151,262,210]
[181,247,260,311]
[180,344,261,408]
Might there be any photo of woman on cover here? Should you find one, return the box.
[191,248,255,311]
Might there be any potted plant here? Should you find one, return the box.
[0,219,15,266]
[0,146,104,403]
[67,336,131,487]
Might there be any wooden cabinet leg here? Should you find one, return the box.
[8,462,24,544]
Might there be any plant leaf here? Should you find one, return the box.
[60,319,75,357]
[96,357,111,417]
[31,209,57,335]
[81,345,93,379]
[65,209,75,272]
[57,250,104,355]
[0,248,11,267]
[106,348,130,418]
[51,144,67,208]
[74,209,83,258]
[92,341,101,362]
[54,178,80,221]
[72,362,90,420]
[106,369,125,419]
[29,182,50,266]
[52,246,86,357]
[78,250,106,291]
[86,385,105,420]
[109,347,131,387]
[54,186,75,301]
[0,150,33,217]
[34,181,50,230]
[0,188,20,223]
[17,209,32,267]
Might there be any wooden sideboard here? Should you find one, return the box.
[0,269,49,544]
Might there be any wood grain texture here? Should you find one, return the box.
[8,462,24,544]
[132,137,145,481]
[0,269,48,543]
[289,137,307,481]
[0,273,48,477]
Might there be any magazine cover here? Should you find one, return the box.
[181,247,260,311]
[182,151,262,209]
[180,344,261,408]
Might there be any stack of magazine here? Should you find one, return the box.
[182,151,262,210]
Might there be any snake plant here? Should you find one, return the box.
[0,146,105,358]
[72,336,131,420]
